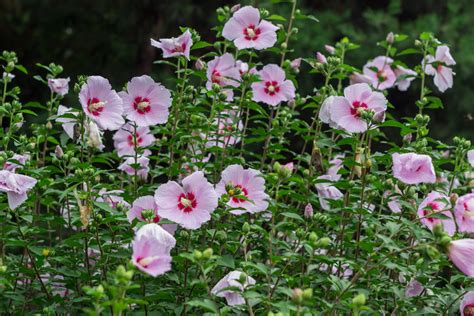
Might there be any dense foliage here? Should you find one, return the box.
[1,1,474,315]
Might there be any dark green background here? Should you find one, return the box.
[1,0,473,141]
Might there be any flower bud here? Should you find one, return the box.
[230,4,241,13]
[440,235,452,248]
[309,232,318,243]
[316,52,327,64]
[386,32,395,44]
[55,145,64,159]
[42,248,51,257]
[292,288,304,304]
[281,42,288,49]
[193,250,203,260]
[203,248,213,259]
[46,121,53,129]
[324,45,335,54]
[318,237,331,248]
[242,222,250,234]
[352,293,366,306]
[304,203,313,218]
[302,288,313,299]
[195,59,205,71]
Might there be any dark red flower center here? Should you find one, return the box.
[172,43,186,53]
[178,192,197,213]
[437,64,444,73]
[423,202,440,223]
[127,132,142,146]
[133,96,151,115]
[87,97,105,116]
[243,24,261,41]
[376,69,387,82]
[230,184,249,203]
[264,81,280,96]
[350,101,368,117]
[211,70,222,84]
[464,305,474,316]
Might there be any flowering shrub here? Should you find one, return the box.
[1,2,474,315]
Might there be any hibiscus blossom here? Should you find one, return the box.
[215,164,269,215]
[424,45,456,92]
[206,53,241,101]
[460,291,474,316]
[154,171,218,229]
[392,152,436,185]
[222,6,278,50]
[56,105,77,139]
[316,175,343,211]
[211,271,256,306]
[113,123,155,157]
[48,78,70,96]
[447,239,474,277]
[0,170,37,209]
[251,64,295,107]
[132,223,176,277]
[329,83,387,133]
[417,191,455,236]
[79,76,124,130]
[455,193,474,233]
[150,29,192,60]
[120,75,172,126]
[362,56,396,90]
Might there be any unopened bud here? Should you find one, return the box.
[324,45,335,54]
[352,293,366,306]
[386,32,395,44]
[292,288,303,304]
[316,52,327,64]
[55,145,64,159]
[203,248,213,259]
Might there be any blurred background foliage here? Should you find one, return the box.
[1,0,473,141]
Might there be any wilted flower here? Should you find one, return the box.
[349,73,374,85]
[211,271,256,306]
[222,6,278,50]
[79,76,124,130]
[113,123,155,157]
[417,191,455,236]
[424,45,456,92]
[206,53,241,101]
[151,29,193,60]
[329,83,388,133]
[392,152,436,185]
[468,150,474,167]
[327,154,344,181]
[132,224,176,277]
[154,171,218,229]
[48,78,70,96]
[251,64,295,107]
[0,170,37,209]
[455,193,474,233]
[363,56,396,90]
[215,164,269,215]
[120,75,172,126]
[447,239,474,277]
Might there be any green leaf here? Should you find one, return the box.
[267,14,287,22]
[185,299,219,313]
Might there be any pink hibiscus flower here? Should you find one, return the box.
[319,96,341,129]
[326,154,344,181]
[417,191,455,236]
[48,78,70,96]
[206,53,241,100]
[120,75,172,126]
[0,170,37,209]
[362,56,396,90]
[150,29,192,60]
[113,123,156,157]
[154,171,218,229]
[79,76,124,130]
[392,152,436,185]
[222,6,278,50]
[127,195,177,234]
[3,153,29,172]
[316,175,343,211]
[329,83,388,133]
[118,150,151,180]
[215,164,269,215]
[455,193,474,233]
[211,271,256,306]
[448,239,474,277]
[394,65,417,91]
[56,105,77,139]
[405,280,424,298]
[424,45,456,92]
[468,150,474,167]
[251,64,295,107]
[460,291,474,316]
[132,223,176,277]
